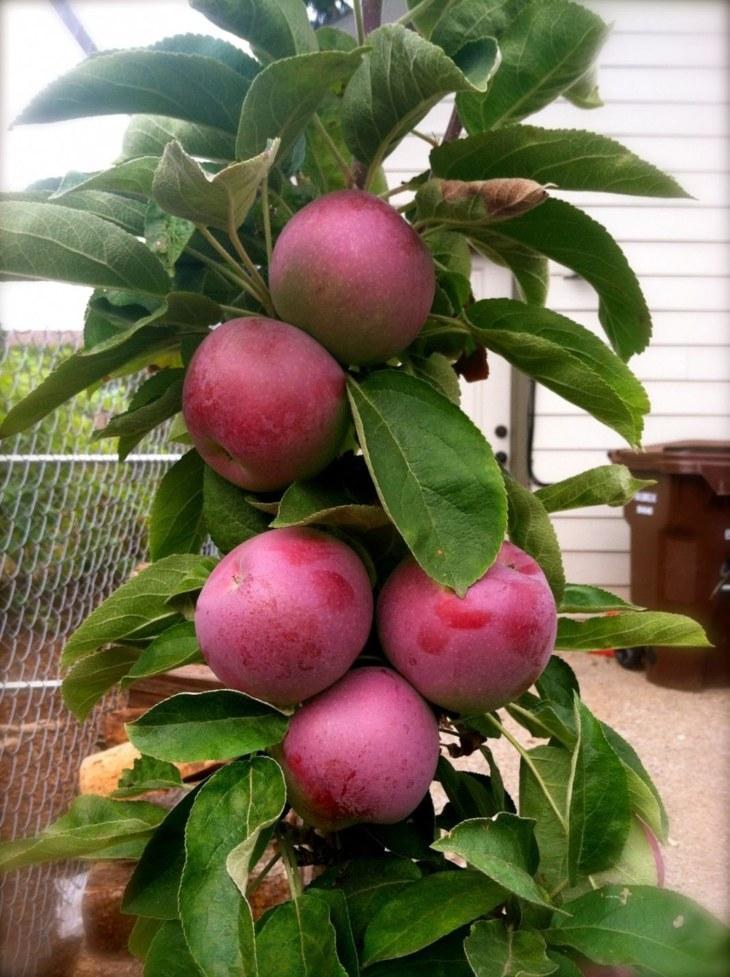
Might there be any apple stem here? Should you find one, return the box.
[226,224,275,314]
[278,834,303,900]
[186,243,263,305]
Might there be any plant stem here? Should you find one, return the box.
[269,188,294,219]
[312,113,352,185]
[226,224,274,314]
[353,0,365,43]
[412,129,440,148]
[428,313,470,334]
[246,850,282,898]
[185,245,259,298]
[278,835,303,901]
[220,304,261,318]
[261,177,273,269]
[380,182,415,200]
[481,714,569,832]
[442,104,463,144]
[395,0,439,27]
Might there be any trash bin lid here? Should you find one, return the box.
[608,441,730,495]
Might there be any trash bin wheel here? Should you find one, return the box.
[615,646,647,670]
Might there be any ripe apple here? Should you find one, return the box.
[182,317,348,491]
[377,541,557,714]
[280,666,440,830]
[195,528,373,706]
[269,189,435,365]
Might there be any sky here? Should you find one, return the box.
[0,0,246,333]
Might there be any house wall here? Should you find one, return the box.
[384,0,730,598]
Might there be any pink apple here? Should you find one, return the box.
[182,317,348,491]
[195,528,373,706]
[377,542,557,714]
[280,666,440,831]
[269,190,435,364]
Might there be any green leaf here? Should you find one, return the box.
[366,932,472,977]
[202,467,270,553]
[144,920,202,977]
[2,188,148,236]
[476,199,651,360]
[123,789,198,919]
[458,0,609,131]
[536,656,580,708]
[341,24,498,186]
[467,298,649,444]
[0,199,169,294]
[122,115,236,162]
[436,757,500,823]
[61,645,140,721]
[535,465,654,514]
[519,745,571,891]
[361,870,505,965]
[53,156,160,199]
[145,201,196,276]
[16,50,253,132]
[190,0,317,62]
[432,814,552,909]
[1,291,218,439]
[601,723,668,842]
[503,471,564,602]
[416,177,548,226]
[429,0,530,53]
[179,757,286,977]
[564,65,602,109]
[311,856,422,943]
[556,612,711,651]
[122,620,204,688]
[126,690,289,762]
[152,139,279,231]
[112,754,183,799]
[471,233,549,305]
[545,951,582,977]
[128,915,163,961]
[431,125,690,198]
[409,353,462,405]
[94,368,184,448]
[149,450,206,561]
[568,699,631,881]
[61,554,214,665]
[0,795,163,873]
[148,32,260,79]
[548,886,730,977]
[272,478,389,532]
[236,49,365,162]
[465,920,557,977]
[559,585,641,614]
[256,894,348,977]
[347,371,507,595]
[307,889,360,977]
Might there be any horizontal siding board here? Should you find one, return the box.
[585,0,727,32]
[532,101,727,136]
[548,275,730,312]
[553,242,730,277]
[561,551,630,587]
[536,309,729,345]
[599,32,727,68]
[533,414,730,450]
[593,66,728,103]
[536,382,730,416]
[554,517,630,552]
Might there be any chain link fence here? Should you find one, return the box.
[0,331,180,977]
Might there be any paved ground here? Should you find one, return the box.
[463,653,730,920]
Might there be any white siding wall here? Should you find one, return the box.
[383,0,730,599]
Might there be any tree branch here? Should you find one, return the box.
[442,104,463,144]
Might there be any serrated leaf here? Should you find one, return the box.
[471,232,549,305]
[341,25,498,186]
[179,758,286,977]
[272,477,389,532]
[152,139,279,231]
[149,450,206,561]
[547,886,730,977]
[112,754,182,799]
[519,745,571,891]
[0,199,169,294]
[556,611,711,651]
[123,789,198,919]
[503,470,565,602]
[458,0,609,131]
[559,584,641,614]
[465,920,557,977]
[52,156,160,199]
[144,201,195,276]
[601,722,669,843]
[122,620,203,688]
[1,188,148,236]
[467,299,649,444]
[0,796,163,873]
[61,646,140,721]
[365,932,472,977]
[203,467,270,553]
[122,114,236,162]
[94,367,184,444]
[432,814,551,909]
[431,125,689,198]
[568,698,631,881]
[410,353,462,404]
[144,920,201,977]
[564,65,602,109]
[416,177,548,226]
[149,32,260,79]
[347,371,506,595]
[190,0,317,62]
[256,895,348,977]
[535,465,654,513]
[362,870,505,965]
[61,554,214,665]
[475,200,651,360]
[429,0,530,53]
[236,49,365,161]
[16,50,252,132]
[126,690,289,762]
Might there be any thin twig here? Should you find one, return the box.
[442,104,463,144]
[261,176,273,269]
[353,0,365,44]
[412,129,440,148]
[226,224,274,313]
[246,850,282,898]
[185,245,257,298]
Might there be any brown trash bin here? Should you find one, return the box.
[608,441,730,690]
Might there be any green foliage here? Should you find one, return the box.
[2,2,726,974]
